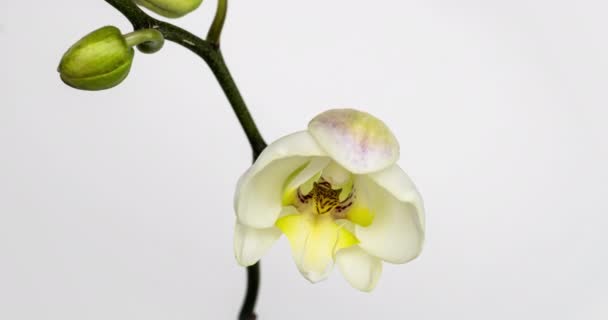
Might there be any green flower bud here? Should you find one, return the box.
[134,0,203,18]
[58,26,134,91]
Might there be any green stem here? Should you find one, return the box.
[207,0,228,48]
[104,0,266,158]
[124,28,165,53]
[240,262,260,320]
[104,0,266,318]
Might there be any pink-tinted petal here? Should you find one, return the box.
[308,109,399,174]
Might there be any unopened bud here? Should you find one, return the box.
[134,0,203,18]
[58,26,134,91]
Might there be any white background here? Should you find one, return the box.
[1,0,607,319]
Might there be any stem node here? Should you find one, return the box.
[207,0,228,47]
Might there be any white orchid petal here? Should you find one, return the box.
[250,131,326,172]
[354,174,425,264]
[237,157,308,228]
[234,222,282,267]
[235,131,326,228]
[336,245,383,292]
[308,109,400,174]
[367,164,425,229]
[321,161,351,187]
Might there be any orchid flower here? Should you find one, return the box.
[234,109,425,292]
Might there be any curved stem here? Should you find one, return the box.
[104,0,266,157]
[104,0,265,318]
[124,29,165,53]
[207,0,228,48]
[205,50,267,159]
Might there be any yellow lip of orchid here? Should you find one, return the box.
[234,108,425,292]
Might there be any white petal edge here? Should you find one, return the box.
[336,245,383,292]
[234,222,282,267]
[354,169,425,264]
[367,164,425,229]
[321,161,351,187]
[235,131,326,228]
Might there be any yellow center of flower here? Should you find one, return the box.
[275,160,375,282]
[311,180,341,214]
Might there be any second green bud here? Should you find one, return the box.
[134,0,203,18]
